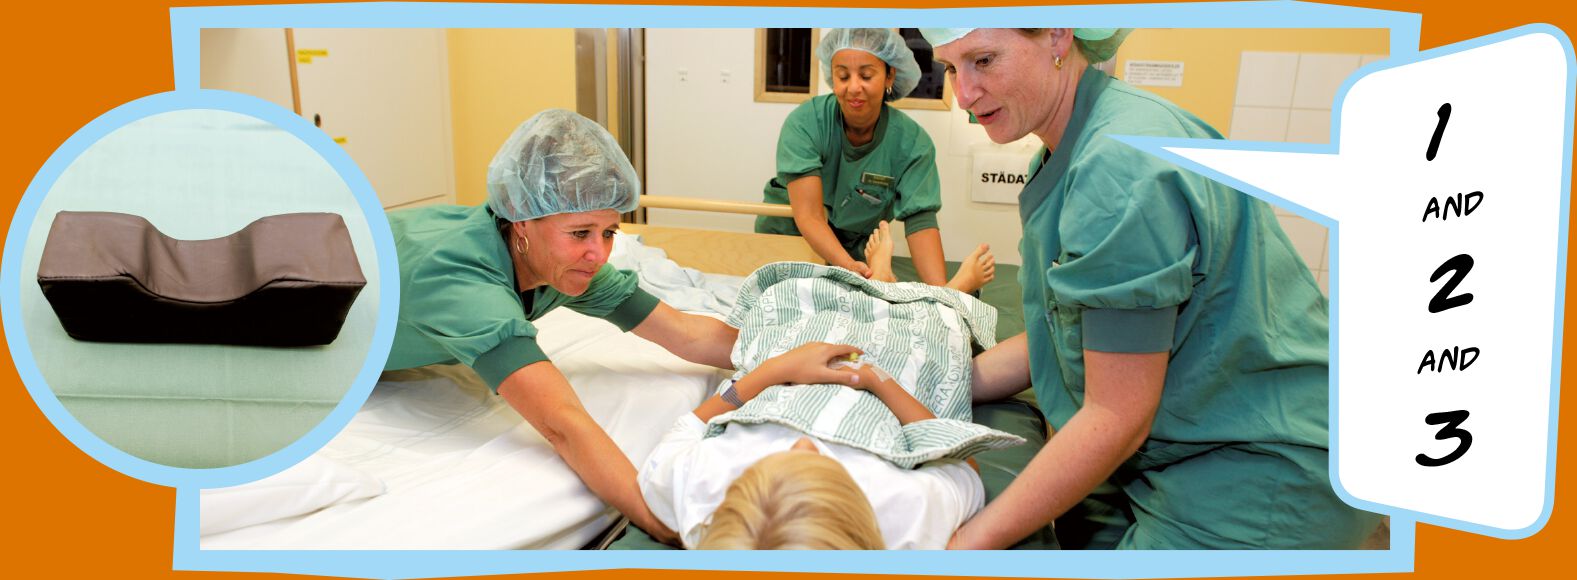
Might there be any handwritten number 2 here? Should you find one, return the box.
[1429,254,1474,313]
[1416,410,1472,467]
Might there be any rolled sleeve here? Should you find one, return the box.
[900,209,939,234]
[1083,307,1178,353]
[471,334,549,391]
[605,286,660,331]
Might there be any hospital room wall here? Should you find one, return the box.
[643,28,1030,265]
[1116,28,1388,294]
[446,29,580,206]
[644,28,1385,279]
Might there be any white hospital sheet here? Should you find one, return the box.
[199,307,723,550]
[608,232,743,316]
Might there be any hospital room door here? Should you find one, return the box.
[200,28,456,209]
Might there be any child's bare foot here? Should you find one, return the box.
[947,244,995,293]
[863,221,898,283]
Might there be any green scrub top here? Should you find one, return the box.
[1021,68,1329,460]
[755,94,942,261]
[384,204,659,391]
[1022,68,1373,549]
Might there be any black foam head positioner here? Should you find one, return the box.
[37,211,367,347]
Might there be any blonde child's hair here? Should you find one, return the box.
[696,449,884,549]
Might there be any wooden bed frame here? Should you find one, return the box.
[626,195,824,276]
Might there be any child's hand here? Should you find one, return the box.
[833,364,888,392]
[759,342,865,387]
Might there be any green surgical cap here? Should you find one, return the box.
[485,109,639,222]
[820,28,922,101]
[917,28,1133,63]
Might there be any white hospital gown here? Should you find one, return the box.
[638,413,984,549]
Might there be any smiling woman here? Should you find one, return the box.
[381,109,740,544]
[753,28,995,295]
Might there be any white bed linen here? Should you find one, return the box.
[199,307,724,550]
[609,232,743,316]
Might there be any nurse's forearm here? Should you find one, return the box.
[949,401,1144,549]
[950,350,1166,549]
[787,176,860,271]
[499,361,677,543]
[969,333,1031,402]
[632,303,738,370]
[904,228,949,287]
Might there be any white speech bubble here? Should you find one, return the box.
[1121,27,1572,539]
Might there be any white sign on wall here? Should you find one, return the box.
[1125,60,1186,87]
[970,145,1036,204]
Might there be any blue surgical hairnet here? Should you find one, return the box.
[918,28,1133,64]
[819,28,921,101]
[485,109,639,222]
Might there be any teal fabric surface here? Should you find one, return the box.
[19,110,380,469]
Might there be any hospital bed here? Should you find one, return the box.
[198,197,1051,550]
[196,210,815,549]
[603,198,1055,550]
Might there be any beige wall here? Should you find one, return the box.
[447,29,578,206]
[1114,28,1390,131]
[648,28,1391,267]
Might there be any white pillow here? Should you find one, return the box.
[199,455,385,536]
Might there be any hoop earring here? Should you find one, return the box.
[514,235,529,256]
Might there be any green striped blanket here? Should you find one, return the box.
[707,262,1025,469]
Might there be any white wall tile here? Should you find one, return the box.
[1229,106,1290,141]
[1277,214,1328,273]
[1292,53,1362,109]
[1286,109,1333,144]
[1235,52,1300,108]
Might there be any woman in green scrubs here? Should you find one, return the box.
[756,28,994,293]
[384,110,737,544]
[923,28,1381,549]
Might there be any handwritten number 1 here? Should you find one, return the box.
[1427,103,1451,161]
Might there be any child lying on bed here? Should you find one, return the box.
[637,261,1021,549]
[638,342,983,549]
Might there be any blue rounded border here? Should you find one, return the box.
[157,1,1434,578]
[0,89,399,490]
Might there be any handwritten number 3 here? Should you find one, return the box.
[1429,254,1474,313]
[1416,410,1472,467]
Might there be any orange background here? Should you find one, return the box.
[1,0,1571,578]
